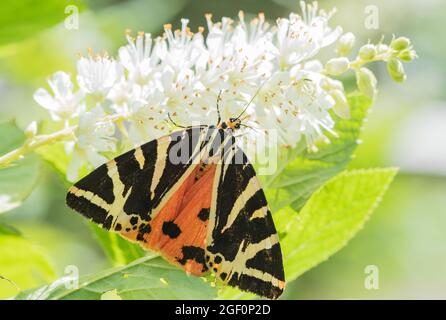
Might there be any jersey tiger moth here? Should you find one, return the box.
[66,100,285,299]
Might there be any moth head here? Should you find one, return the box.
[223,118,241,130]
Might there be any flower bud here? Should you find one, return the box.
[376,44,390,55]
[391,37,411,51]
[398,49,417,62]
[356,67,377,99]
[321,77,344,92]
[387,58,406,82]
[330,89,350,119]
[325,57,350,75]
[24,121,37,138]
[336,32,355,56]
[359,44,376,61]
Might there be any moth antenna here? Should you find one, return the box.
[239,114,250,121]
[235,76,271,120]
[167,113,188,129]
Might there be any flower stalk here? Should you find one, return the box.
[0,126,74,168]
[0,114,125,168]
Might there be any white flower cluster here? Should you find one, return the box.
[33,1,354,181]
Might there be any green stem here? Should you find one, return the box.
[349,52,391,70]
[0,126,75,168]
[0,114,126,168]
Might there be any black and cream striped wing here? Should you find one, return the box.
[66,126,210,233]
[206,143,285,299]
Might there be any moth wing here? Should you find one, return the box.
[66,126,209,233]
[139,162,216,276]
[206,144,285,299]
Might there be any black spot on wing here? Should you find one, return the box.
[162,221,181,238]
[139,223,151,233]
[228,273,283,300]
[130,216,138,225]
[197,208,210,221]
[136,233,144,241]
[177,246,208,273]
[73,163,115,204]
[245,243,285,281]
[136,224,151,241]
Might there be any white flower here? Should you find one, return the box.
[274,1,342,67]
[33,71,84,123]
[77,53,122,98]
[159,66,203,124]
[126,88,168,145]
[119,32,159,85]
[44,1,354,162]
[106,79,134,115]
[257,68,337,149]
[190,13,275,122]
[325,57,350,75]
[159,20,208,72]
[66,107,116,181]
[254,72,291,126]
[336,32,355,56]
[319,76,349,119]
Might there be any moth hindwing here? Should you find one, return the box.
[66,125,285,299]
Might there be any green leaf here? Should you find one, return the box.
[0,122,41,214]
[14,254,217,300]
[217,286,256,300]
[0,223,21,236]
[0,0,86,48]
[263,93,373,212]
[35,142,70,177]
[0,233,55,299]
[89,223,146,266]
[281,168,397,282]
[0,122,27,154]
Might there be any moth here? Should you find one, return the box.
[66,95,285,299]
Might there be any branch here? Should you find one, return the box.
[0,114,126,168]
[0,126,75,168]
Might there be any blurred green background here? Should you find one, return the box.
[0,0,445,299]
